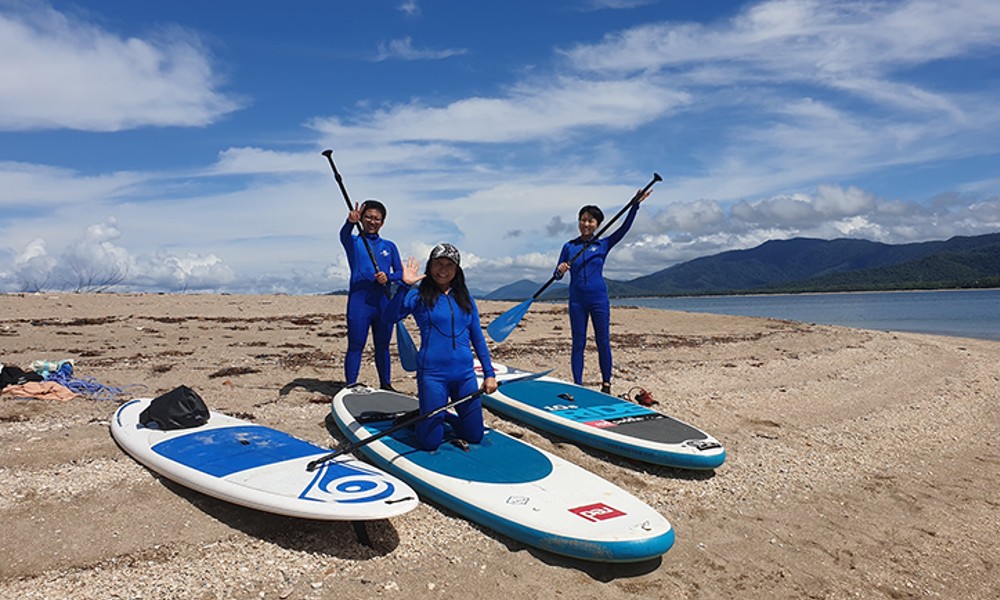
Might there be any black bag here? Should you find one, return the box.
[1,365,44,390]
[139,385,210,430]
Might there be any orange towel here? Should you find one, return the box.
[1,381,78,401]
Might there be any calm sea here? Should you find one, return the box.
[610,289,1000,342]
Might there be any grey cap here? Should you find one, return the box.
[429,243,461,266]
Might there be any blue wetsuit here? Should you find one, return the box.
[340,220,403,387]
[553,203,640,385]
[386,286,496,451]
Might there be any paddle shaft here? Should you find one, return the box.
[322,150,390,299]
[322,150,418,372]
[531,172,662,299]
[307,370,550,471]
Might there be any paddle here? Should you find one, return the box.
[486,173,663,342]
[306,369,551,471]
[322,150,418,372]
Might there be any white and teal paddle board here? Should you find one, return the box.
[331,384,675,563]
[477,362,726,470]
[112,398,419,520]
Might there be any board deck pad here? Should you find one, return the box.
[477,362,726,469]
[112,398,419,520]
[332,385,675,563]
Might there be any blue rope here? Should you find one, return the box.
[45,368,147,401]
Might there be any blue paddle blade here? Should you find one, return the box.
[396,320,418,372]
[486,297,535,343]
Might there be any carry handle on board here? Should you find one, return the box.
[307,369,552,471]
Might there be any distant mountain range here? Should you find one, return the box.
[484,232,1000,300]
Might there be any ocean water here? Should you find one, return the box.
[610,289,1000,342]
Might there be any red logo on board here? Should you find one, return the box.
[569,503,627,522]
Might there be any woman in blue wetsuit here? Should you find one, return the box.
[385,243,498,451]
[340,199,403,390]
[553,191,650,395]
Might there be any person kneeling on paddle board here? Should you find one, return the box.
[385,243,498,451]
[553,191,650,395]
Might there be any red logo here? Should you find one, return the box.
[569,503,627,522]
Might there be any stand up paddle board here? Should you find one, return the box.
[331,384,675,563]
[112,398,418,520]
[476,362,726,470]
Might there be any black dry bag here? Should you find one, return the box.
[139,385,210,430]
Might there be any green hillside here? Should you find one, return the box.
[625,233,1000,296]
[487,232,1000,299]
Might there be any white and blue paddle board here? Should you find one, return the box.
[477,362,726,470]
[112,398,419,520]
[331,385,675,563]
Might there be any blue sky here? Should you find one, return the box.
[2,0,999,294]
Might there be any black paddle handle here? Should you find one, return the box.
[322,150,391,299]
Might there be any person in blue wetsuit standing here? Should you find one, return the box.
[553,190,651,395]
[385,243,498,451]
[340,199,403,390]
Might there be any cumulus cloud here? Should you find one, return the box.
[481,184,1000,288]
[136,250,236,292]
[0,219,240,293]
[0,5,242,131]
[545,215,576,238]
[2,219,134,292]
[650,199,727,238]
[7,238,57,292]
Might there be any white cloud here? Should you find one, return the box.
[0,218,241,293]
[136,250,236,292]
[211,144,472,178]
[650,199,727,237]
[0,5,242,131]
[464,182,1000,287]
[312,76,690,144]
[563,0,1000,77]
[554,0,1000,164]
[7,238,57,292]
[2,1,1000,295]
[397,1,421,17]
[582,0,657,10]
[0,161,144,208]
[210,148,321,175]
[374,37,466,61]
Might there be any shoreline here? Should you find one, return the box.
[607,288,1000,343]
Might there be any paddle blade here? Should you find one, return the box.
[396,320,418,372]
[486,298,534,343]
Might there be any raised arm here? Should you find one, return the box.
[383,257,425,323]
[605,189,651,249]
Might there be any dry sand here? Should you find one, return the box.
[1,292,998,599]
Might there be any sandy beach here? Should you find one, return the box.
[1,292,998,599]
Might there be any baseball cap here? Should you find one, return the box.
[429,243,461,266]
